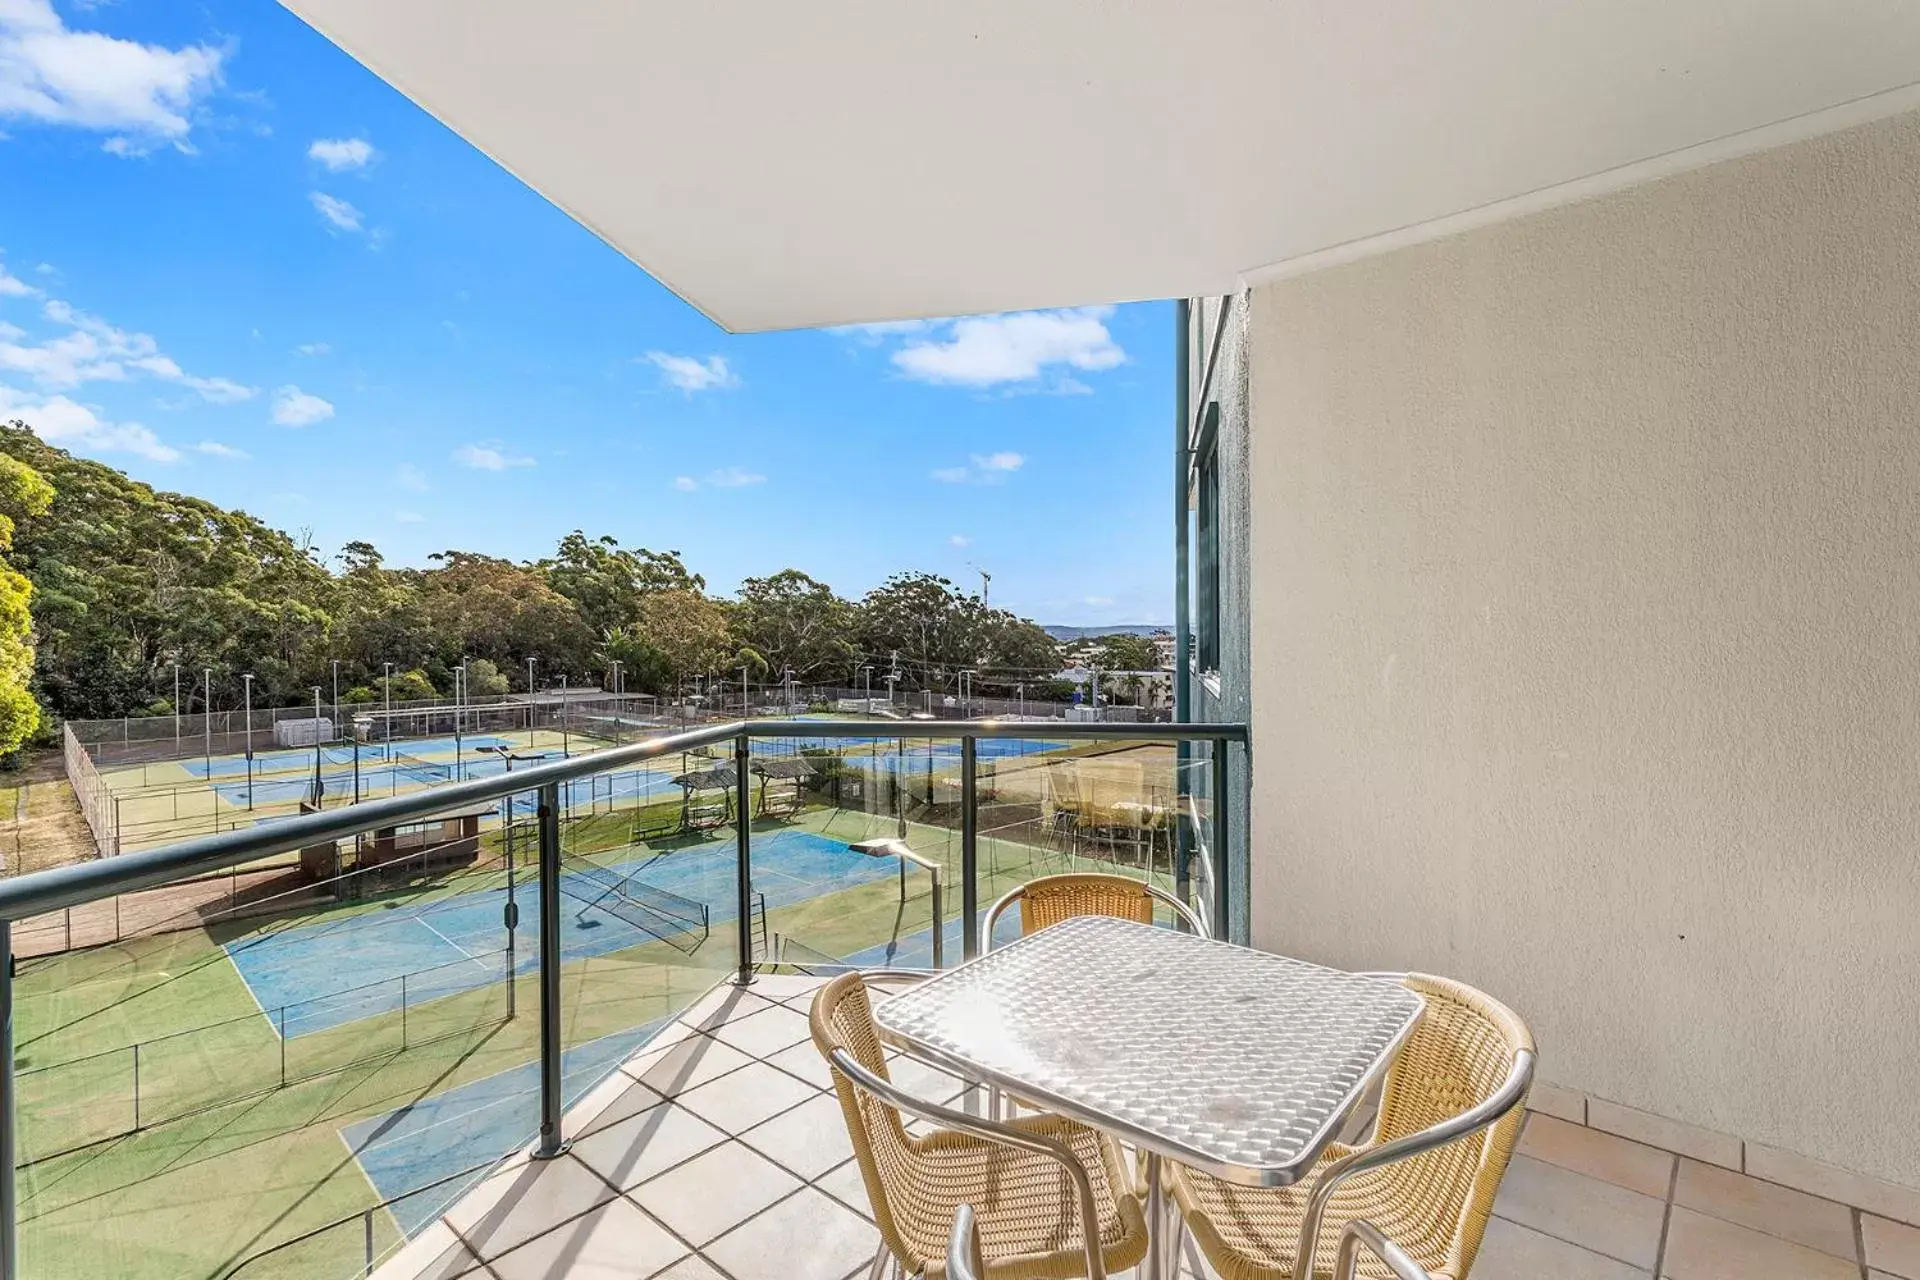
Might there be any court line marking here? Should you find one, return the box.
[415,914,491,971]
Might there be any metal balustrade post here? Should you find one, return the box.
[534,782,568,1158]
[1,921,15,1280]
[733,734,754,985]
[278,1007,287,1085]
[1211,739,1230,941]
[961,737,979,961]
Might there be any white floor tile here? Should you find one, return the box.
[624,1035,756,1099]
[571,1104,730,1192]
[707,1004,814,1059]
[704,1188,880,1280]
[631,1141,804,1246]
[673,1061,820,1134]
[738,1092,856,1180]
[764,1038,836,1090]
[445,1155,618,1262]
[486,1197,686,1280]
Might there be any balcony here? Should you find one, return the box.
[8,717,1918,1280]
[369,973,1907,1280]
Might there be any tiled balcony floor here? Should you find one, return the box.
[377,975,1918,1280]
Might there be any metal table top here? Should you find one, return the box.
[874,915,1425,1186]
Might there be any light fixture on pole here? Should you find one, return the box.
[846,836,943,969]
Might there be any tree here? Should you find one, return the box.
[633,588,734,684]
[732,570,856,681]
[0,450,52,754]
[1091,633,1158,672]
[379,668,439,701]
[465,658,510,696]
[856,572,1061,693]
[542,532,702,636]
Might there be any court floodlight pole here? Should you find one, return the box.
[172,663,181,752]
[331,660,340,737]
[203,668,212,774]
[560,675,569,759]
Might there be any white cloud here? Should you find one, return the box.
[394,509,425,524]
[0,266,38,298]
[396,462,428,492]
[948,534,971,547]
[891,308,1124,388]
[0,297,253,401]
[642,351,737,393]
[309,191,363,233]
[192,440,247,459]
[0,384,177,461]
[0,2,223,151]
[307,137,375,171]
[294,341,331,356]
[32,263,53,276]
[453,442,534,471]
[931,452,1025,484]
[673,467,765,491]
[271,385,333,427]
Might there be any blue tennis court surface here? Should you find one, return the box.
[226,830,900,1034]
[342,1020,669,1235]
[204,749,687,809]
[183,736,517,780]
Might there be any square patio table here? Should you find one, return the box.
[874,915,1425,1186]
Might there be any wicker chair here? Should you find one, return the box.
[984,872,1210,945]
[1166,973,1534,1280]
[810,971,1149,1280]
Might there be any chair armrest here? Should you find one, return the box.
[947,1204,986,1280]
[1294,1048,1535,1271]
[829,1048,1110,1280]
[1335,1220,1431,1280]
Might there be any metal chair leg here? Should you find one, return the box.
[865,1240,890,1280]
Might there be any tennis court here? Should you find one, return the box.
[226,829,902,1035]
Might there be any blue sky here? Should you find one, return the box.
[0,0,1172,626]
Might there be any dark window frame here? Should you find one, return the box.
[1194,402,1221,674]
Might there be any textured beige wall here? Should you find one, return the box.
[1246,109,1920,1188]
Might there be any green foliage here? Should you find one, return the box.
[1091,633,1159,672]
[379,669,439,702]
[0,422,1072,734]
[0,448,54,754]
[464,658,510,696]
[856,571,1061,693]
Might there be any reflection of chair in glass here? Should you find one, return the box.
[1040,761,1085,863]
[1166,974,1534,1280]
[985,872,1210,944]
[811,972,1148,1280]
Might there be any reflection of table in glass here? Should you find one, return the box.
[874,916,1425,1280]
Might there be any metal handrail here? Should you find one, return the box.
[0,718,1247,922]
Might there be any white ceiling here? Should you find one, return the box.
[281,0,1920,332]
